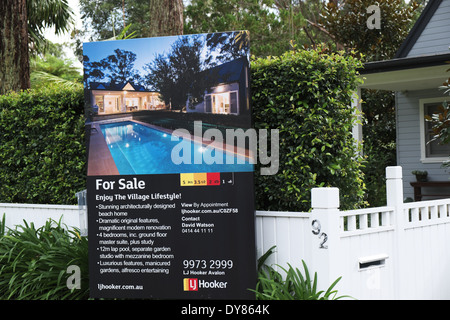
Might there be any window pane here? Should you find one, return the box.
[230,92,238,114]
[425,103,450,157]
[205,95,212,113]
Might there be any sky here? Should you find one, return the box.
[83,35,180,76]
[82,32,237,89]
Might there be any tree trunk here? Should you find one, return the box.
[0,0,30,95]
[149,0,183,37]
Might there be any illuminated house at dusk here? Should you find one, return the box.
[88,81,167,115]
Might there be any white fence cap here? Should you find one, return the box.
[386,166,402,179]
[311,187,339,209]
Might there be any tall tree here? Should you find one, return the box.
[145,53,175,107]
[102,48,137,84]
[79,0,128,40]
[145,35,213,111]
[0,0,74,94]
[0,0,30,95]
[83,56,106,88]
[272,0,332,49]
[149,0,183,37]
[79,0,183,40]
[204,31,250,66]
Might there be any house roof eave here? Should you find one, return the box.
[359,52,450,75]
[358,53,450,92]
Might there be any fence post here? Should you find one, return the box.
[309,187,342,295]
[76,189,88,236]
[385,166,406,299]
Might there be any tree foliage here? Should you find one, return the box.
[321,0,421,61]
[82,56,105,87]
[424,68,450,145]
[145,35,206,110]
[203,30,250,66]
[79,0,182,40]
[83,48,140,88]
[184,0,289,57]
[30,45,82,88]
[79,0,133,40]
[184,0,337,57]
[103,49,138,84]
[27,0,74,55]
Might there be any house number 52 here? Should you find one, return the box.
[312,219,328,249]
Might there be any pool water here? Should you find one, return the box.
[100,121,253,175]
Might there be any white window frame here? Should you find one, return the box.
[204,90,239,115]
[419,97,450,163]
[94,94,105,114]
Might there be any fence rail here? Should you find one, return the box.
[403,200,450,228]
[0,202,79,230]
[340,206,395,234]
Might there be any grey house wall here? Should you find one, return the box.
[393,0,450,200]
[396,88,450,200]
[406,0,450,57]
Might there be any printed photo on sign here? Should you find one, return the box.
[83,31,253,175]
[84,31,256,300]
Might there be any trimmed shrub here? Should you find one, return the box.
[0,84,86,204]
[251,48,366,211]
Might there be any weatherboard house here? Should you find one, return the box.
[88,81,166,115]
[359,0,450,201]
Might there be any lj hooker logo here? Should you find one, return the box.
[184,278,228,291]
[183,278,198,291]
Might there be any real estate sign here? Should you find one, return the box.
[83,31,256,299]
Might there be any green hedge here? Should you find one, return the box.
[251,48,366,211]
[0,84,86,205]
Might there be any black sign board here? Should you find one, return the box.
[83,31,256,299]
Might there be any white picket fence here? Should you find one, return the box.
[0,190,87,235]
[1,203,80,230]
[2,166,450,299]
[256,166,450,300]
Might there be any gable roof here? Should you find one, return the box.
[202,57,248,85]
[395,0,445,58]
[89,81,148,92]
